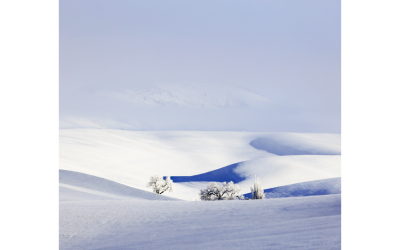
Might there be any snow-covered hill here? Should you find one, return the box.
[60,129,340,200]
[60,170,180,201]
[242,177,341,199]
[59,129,341,249]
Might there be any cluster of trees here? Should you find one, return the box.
[148,174,265,200]
[199,181,244,200]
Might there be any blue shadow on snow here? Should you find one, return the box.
[166,162,245,183]
[242,177,341,199]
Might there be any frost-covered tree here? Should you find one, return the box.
[199,181,244,201]
[147,175,174,194]
[251,175,265,199]
[223,181,244,200]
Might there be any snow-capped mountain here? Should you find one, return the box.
[60,83,282,131]
[95,83,271,108]
[59,82,338,133]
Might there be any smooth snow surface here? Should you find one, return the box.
[60,129,341,200]
[243,177,341,199]
[60,194,341,250]
[233,155,340,195]
[249,133,341,155]
[60,170,180,201]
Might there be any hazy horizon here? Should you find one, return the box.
[60,0,341,133]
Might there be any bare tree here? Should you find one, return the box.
[147,175,174,194]
[251,175,265,199]
[199,181,244,201]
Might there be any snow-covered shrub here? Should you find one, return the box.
[147,175,174,194]
[199,181,244,201]
[251,175,265,199]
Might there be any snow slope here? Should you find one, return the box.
[249,133,341,155]
[60,194,341,250]
[60,129,340,200]
[242,177,341,199]
[60,170,180,201]
[170,155,340,199]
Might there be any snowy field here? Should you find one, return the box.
[60,192,341,250]
[60,129,341,249]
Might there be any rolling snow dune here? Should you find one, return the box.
[60,129,341,248]
[60,129,340,200]
[243,177,341,199]
[60,170,180,201]
[60,129,272,199]
[60,194,341,250]
[169,155,340,200]
[249,133,341,155]
[233,155,341,195]
[170,156,340,187]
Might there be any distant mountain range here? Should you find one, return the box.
[60,83,279,131]
[95,83,271,108]
[59,83,339,133]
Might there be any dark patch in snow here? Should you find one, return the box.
[168,162,245,183]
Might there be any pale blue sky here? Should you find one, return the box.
[60,0,341,133]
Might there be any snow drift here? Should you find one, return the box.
[60,170,180,201]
